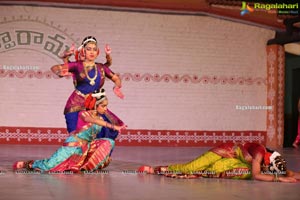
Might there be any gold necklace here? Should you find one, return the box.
[84,63,97,86]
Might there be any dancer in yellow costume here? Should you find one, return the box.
[139,142,300,182]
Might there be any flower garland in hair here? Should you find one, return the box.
[84,94,96,110]
[75,45,83,61]
[264,152,272,165]
[264,150,286,174]
[269,151,281,165]
[269,151,283,173]
[264,151,281,167]
[84,88,106,110]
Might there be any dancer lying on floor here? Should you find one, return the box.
[138,142,300,183]
[13,89,126,173]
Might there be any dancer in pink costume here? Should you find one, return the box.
[293,98,300,148]
[13,90,126,173]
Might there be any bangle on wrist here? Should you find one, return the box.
[106,122,115,130]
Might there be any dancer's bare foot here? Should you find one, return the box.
[93,157,112,171]
[293,142,299,149]
[154,166,169,174]
[137,165,154,174]
[13,161,25,170]
[100,157,112,169]
[13,160,34,171]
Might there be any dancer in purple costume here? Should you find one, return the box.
[51,36,124,134]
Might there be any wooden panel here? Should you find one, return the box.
[1,0,285,29]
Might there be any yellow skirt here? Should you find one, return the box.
[167,147,252,179]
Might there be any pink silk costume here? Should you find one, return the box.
[293,100,300,146]
[31,111,115,172]
[294,118,300,145]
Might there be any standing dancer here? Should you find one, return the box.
[51,36,124,133]
[60,42,112,87]
[293,98,300,148]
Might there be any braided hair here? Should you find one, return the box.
[264,148,287,175]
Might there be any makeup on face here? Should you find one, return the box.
[97,100,108,114]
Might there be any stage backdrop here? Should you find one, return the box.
[0,5,274,146]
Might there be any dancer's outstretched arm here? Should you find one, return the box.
[81,111,126,132]
[251,153,297,183]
